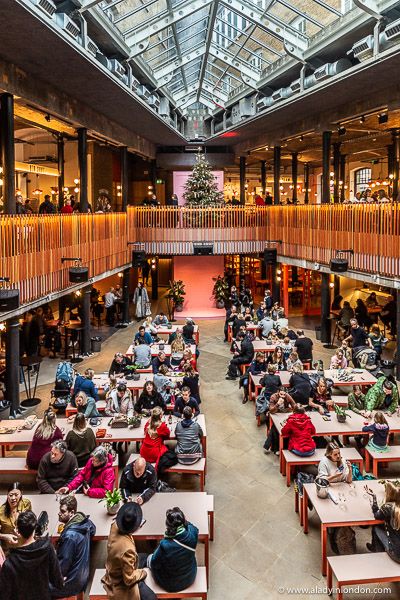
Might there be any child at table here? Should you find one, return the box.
[362,411,390,452]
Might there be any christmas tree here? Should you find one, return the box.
[183,152,224,206]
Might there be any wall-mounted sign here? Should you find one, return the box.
[14,161,59,177]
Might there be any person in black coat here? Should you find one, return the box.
[151,351,171,374]
[173,387,200,417]
[182,319,195,343]
[119,456,157,503]
[288,366,312,406]
[232,315,246,339]
[0,510,63,600]
[224,305,238,342]
[108,352,132,377]
[181,364,201,403]
[259,364,282,398]
[134,381,165,414]
[226,332,254,379]
[20,310,41,357]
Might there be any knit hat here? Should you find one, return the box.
[116,502,143,534]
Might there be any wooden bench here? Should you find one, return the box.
[66,400,107,418]
[90,567,207,599]
[327,553,400,600]
[365,445,400,478]
[127,453,206,491]
[0,456,119,485]
[283,447,363,487]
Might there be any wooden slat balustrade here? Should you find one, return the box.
[0,213,129,305]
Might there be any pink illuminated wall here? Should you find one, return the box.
[174,255,225,318]
[173,170,224,205]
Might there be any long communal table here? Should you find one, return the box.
[92,372,184,398]
[154,324,199,345]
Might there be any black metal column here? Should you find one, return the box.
[388,144,395,198]
[121,146,129,211]
[58,134,65,211]
[122,267,130,324]
[239,156,246,205]
[340,154,346,204]
[333,142,341,204]
[322,131,331,205]
[260,160,267,197]
[150,159,157,195]
[151,259,159,300]
[273,146,281,205]
[334,275,340,299]
[81,285,91,356]
[272,264,280,304]
[291,152,298,203]
[0,93,16,214]
[304,163,310,204]
[5,316,20,417]
[392,130,400,201]
[397,291,400,381]
[321,273,331,344]
[78,128,88,213]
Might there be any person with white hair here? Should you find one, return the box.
[56,446,115,498]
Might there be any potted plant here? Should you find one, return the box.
[102,488,123,515]
[167,280,186,313]
[212,275,229,309]
[334,404,352,423]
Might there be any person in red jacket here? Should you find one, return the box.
[140,406,170,470]
[281,405,316,457]
[56,446,115,498]
[60,199,73,214]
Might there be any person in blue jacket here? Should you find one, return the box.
[72,368,98,404]
[134,326,153,346]
[50,495,96,598]
[149,507,198,592]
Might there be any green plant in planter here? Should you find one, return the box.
[212,275,229,308]
[101,488,123,514]
[167,280,186,311]
[334,404,352,421]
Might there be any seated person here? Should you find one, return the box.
[0,483,32,555]
[26,408,64,470]
[271,301,280,320]
[152,350,171,374]
[355,298,372,328]
[249,352,268,375]
[281,405,316,457]
[134,326,153,346]
[243,307,253,322]
[68,391,99,422]
[226,332,254,380]
[365,376,399,417]
[318,441,352,483]
[50,495,96,599]
[106,382,134,417]
[256,302,267,321]
[181,363,201,404]
[339,339,352,364]
[286,351,303,372]
[119,456,157,504]
[362,411,390,452]
[65,413,97,468]
[135,380,165,414]
[140,407,171,472]
[175,406,203,464]
[167,326,182,345]
[232,314,246,339]
[330,348,348,370]
[173,386,200,418]
[281,336,293,361]
[178,348,196,370]
[153,312,169,326]
[148,507,198,593]
[133,339,152,369]
[259,314,274,338]
[263,388,296,453]
[37,440,78,494]
[109,352,132,376]
[366,291,379,308]
[365,481,400,560]
[153,365,176,404]
[182,318,195,343]
[267,346,287,371]
[266,328,280,344]
[170,332,186,367]
[57,446,115,499]
[275,309,289,331]
[73,368,98,403]
[347,384,367,415]
[309,377,334,414]
[259,364,282,405]
[288,364,312,406]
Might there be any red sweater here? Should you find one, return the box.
[26,426,64,469]
[281,413,316,453]
[140,421,170,466]
[61,205,73,214]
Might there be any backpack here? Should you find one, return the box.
[55,361,74,387]
[329,527,356,555]
[256,390,270,416]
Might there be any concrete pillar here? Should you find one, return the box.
[58,134,65,211]
[291,152,298,203]
[272,264,280,304]
[273,146,281,205]
[322,131,331,204]
[122,267,131,324]
[334,275,340,299]
[121,146,129,211]
[340,154,346,203]
[5,316,20,417]
[151,259,158,300]
[392,130,400,201]
[78,128,88,212]
[239,156,246,205]
[320,273,331,344]
[333,142,341,204]
[260,160,267,197]
[81,285,91,356]
[304,163,310,204]
[0,93,16,214]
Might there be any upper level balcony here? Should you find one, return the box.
[1,205,400,317]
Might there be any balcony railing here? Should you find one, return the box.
[0,213,129,306]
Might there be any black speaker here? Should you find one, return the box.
[69,267,89,283]
[132,250,146,268]
[193,244,213,256]
[330,258,348,273]
[0,289,20,311]
[264,248,277,265]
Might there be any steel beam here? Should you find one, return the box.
[196,0,220,102]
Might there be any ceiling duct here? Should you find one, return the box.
[383,17,400,44]
[55,13,80,40]
[159,98,170,118]
[108,59,126,80]
[257,96,274,110]
[86,36,99,58]
[32,0,57,18]
[271,87,293,103]
[147,94,160,109]
[136,85,151,101]
[351,35,375,61]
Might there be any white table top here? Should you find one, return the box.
[271,410,368,436]
[126,344,196,358]
[250,368,377,389]
[155,324,199,335]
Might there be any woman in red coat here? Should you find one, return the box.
[281,405,316,457]
[140,406,170,469]
[56,446,115,498]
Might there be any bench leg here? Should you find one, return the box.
[337,584,343,600]
[286,462,291,487]
[327,561,333,594]
[303,490,309,533]
[321,525,327,576]
[208,511,214,542]
[200,472,205,492]
[365,450,371,473]
[373,460,379,479]
[294,488,299,514]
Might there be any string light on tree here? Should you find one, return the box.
[183,151,224,206]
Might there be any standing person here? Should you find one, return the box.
[39,194,56,214]
[61,198,73,214]
[294,330,313,363]
[26,409,64,470]
[141,260,151,285]
[104,287,117,326]
[226,331,254,380]
[0,510,63,600]
[15,194,26,214]
[0,483,32,555]
[380,295,397,337]
[50,495,96,599]
[264,289,273,311]
[20,310,41,357]
[133,281,150,321]
[167,193,179,207]
[365,481,400,560]
[101,503,156,600]
[65,413,97,468]
[346,318,371,360]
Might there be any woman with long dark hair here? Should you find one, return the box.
[0,483,32,554]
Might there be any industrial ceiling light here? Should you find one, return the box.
[378,113,388,124]
[359,115,365,123]
[330,249,354,273]
[338,126,346,136]
[61,257,89,283]
[0,277,20,312]
[45,113,51,122]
